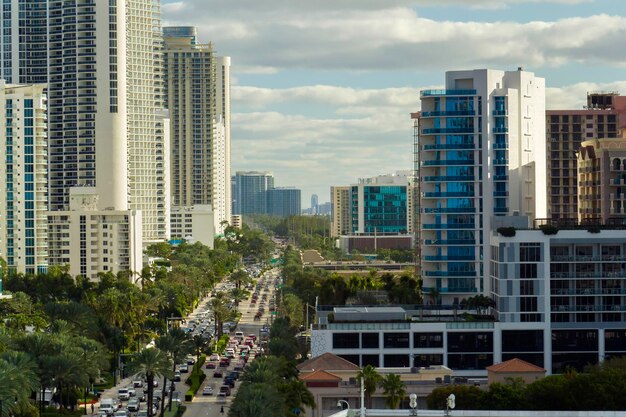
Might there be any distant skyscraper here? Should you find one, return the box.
[0,82,48,274]
[268,188,301,217]
[311,194,319,214]
[233,171,274,215]
[546,93,626,220]
[163,26,231,236]
[418,68,546,303]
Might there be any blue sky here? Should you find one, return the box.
[162,0,626,207]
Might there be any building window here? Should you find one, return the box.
[414,332,443,348]
[332,333,360,349]
[384,355,409,367]
[361,333,379,348]
[447,332,493,353]
[383,332,410,348]
[361,355,379,367]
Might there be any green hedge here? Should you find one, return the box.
[175,406,186,417]
[184,354,207,399]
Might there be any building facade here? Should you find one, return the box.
[546,93,626,220]
[232,171,274,215]
[577,135,626,222]
[331,186,351,238]
[0,82,48,274]
[350,172,411,234]
[418,68,547,304]
[170,205,215,248]
[267,187,301,217]
[47,188,142,280]
[163,27,231,236]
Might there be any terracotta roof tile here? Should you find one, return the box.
[299,370,342,381]
[297,352,361,371]
[487,358,546,373]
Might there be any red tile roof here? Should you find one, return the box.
[297,352,361,371]
[487,358,546,373]
[299,370,342,382]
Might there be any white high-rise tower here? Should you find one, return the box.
[418,68,546,304]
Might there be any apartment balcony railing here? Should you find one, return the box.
[422,127,474,135]
[423,144,475,150]
[421,89,476,97]
[423,175,475,182]
[424,270,477,277]
[420,110,476,117]
[423,208,476,214]
[424,239,476,245]
[551,255,626,262]
[423,223,476,230]
[422,160,474,166]
[423,192,475,198]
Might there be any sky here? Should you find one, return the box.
[162,0,626,208]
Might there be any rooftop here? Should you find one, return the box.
[297,352,361,372]
[486,358,546,374]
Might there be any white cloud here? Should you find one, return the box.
[162,2,626,72]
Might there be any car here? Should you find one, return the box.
[186,356,196,365]
[117,389,130,401]
[216,392,227,403]
[127,399,140,412]
[219,385,231,396]
[133,380,144,388]
[223,377,235,388]
[127,386,136,397]
[213,370,223,378]
[179,364,189,373]
[113,411,128,417]
[137,410,148,417]
[209,354,220,361]
[228,371,240,380]
[202,386,214,396]
[219,358,230,367]
[206,361,216,369]
[174,371,181,381]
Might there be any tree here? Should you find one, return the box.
[0,351,39,416]
[229,287,250,309]
[156,329,192,413]
[357,365,382,408]
[229,383,284,417]
[426,385,483,410]
[127,348,172,417]
[281,294,304,328]
[380,373,406,409]
[282,379,315,417]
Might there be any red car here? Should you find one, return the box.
[206,362,217,369]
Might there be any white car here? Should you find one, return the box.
[179,364,189,373]
[127,399,140,412]
[202,386,213,396]
[114,411,128,417]
[117,389,130,401]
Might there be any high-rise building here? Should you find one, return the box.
[350,173,411,234]
[267,187,301,217]
[311,194,319,214]
[0,0,173,277]
[331,186,351,238]
[163,27,231,236]
[577,133,626,222]
[0,82,48,274]
[232,171,274,215]
[546,93,626,220]
[418,68,546,303]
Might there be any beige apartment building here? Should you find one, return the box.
[546,93,626,220]
[331,186,351,238]
[577,132,626,222]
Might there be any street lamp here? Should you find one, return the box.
[409,393,418,416]
[336,400,349,411]
[168,381,175,411]
[445,394,455,417]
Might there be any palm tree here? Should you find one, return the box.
[229,287,250,309]
[229,269,251,289]
[380,373,407,409]
[282,379,315,416]
[127,348,172,417]
[357,365,382,408]
[155,329,191,414]
[0,351,39,416]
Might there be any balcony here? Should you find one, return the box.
[493,175,509,181]
[422,127,474,135]
[420,110,476,117]
[493,191,509,197]
[423,223,476,230]
[423,175,475,182]
[423,192,474,198]
[422,160,474,166]
[423,143,475,150]
[424,270,477,277]
[424,239,476,245]
[423,207,476,214]
[492,127,508,133]
[492,110,507,116]
[493,143,508,149]
[493,207,508,213]
[424,256,475,261]
[493,159,508,165]
[421,89,476,97]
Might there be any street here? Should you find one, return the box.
[91,266,280,417]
